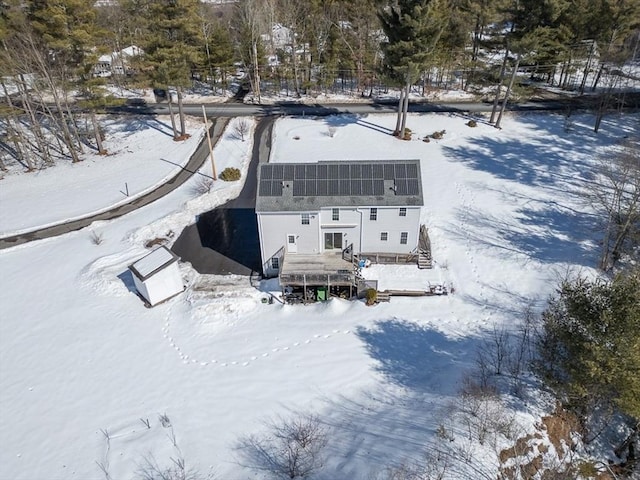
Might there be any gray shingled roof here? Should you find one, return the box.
[255,160,424,212]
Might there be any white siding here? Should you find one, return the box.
[360,206,421,253]
[257,211,320,277]
[257,206,422,276]
[132,262,183,306]
[319,207,361,252]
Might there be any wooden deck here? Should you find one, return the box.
[280,253,356,286]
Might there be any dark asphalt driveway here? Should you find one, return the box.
[171,117,273,275]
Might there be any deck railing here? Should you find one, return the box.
[280,272,355,286]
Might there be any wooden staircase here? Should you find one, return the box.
[418,225,433,269]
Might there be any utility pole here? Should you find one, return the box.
[201,105,217,180]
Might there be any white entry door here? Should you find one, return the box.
[287,234,297,253]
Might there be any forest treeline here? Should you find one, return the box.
[0,0,638,169]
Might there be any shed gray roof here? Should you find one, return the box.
[255,160,424,212]
[128,246,179,281]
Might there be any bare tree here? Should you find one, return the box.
[233,118,250,142]
[238,413,328,479]
[589,140,640,271]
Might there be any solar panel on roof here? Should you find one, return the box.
[395,179,408,195]
[362,179,373,195]
[372,164,384,179]
[328,180,340,196]
[306,164,317,179]
[395,163,407,178]
[384,164,395,180]
[270,164,283,180]
[339,179,350,195]
[361,164,372,178]
[317,179,328,195]
[261,165,272,180]
[317,164,328,179]
[272,181,283,196]
[259,179,272,196]
[351,179,362,195]
[406,179,420,195]
[295,164,305,179]
[339,164,349,178]
[284,164,295,180]
[373,179,384,195]
[293,181,304,196]
[305,179,317,196]
[406,162,418,178]
[328,164,339,179]
[350,164,361,179]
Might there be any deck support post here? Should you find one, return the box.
[303,274,307,304]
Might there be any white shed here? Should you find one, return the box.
[128,246,184,306]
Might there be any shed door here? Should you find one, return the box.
[287,234,297,253]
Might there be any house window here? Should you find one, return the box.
[271,257,279,269]
[380,232,388,241]
[400,232,408,244]
[301,213,310,225]
[370,208,377,221]
[399,208,407,217]
[332,208,339,221]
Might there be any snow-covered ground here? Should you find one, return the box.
[0,110,636,480]
[0,116,206,237]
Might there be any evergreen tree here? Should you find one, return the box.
[379,0,450,137]
[537,269,640,436]
[138,0,204,138]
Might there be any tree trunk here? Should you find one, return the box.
[579,41,595,94]
[91,112,106,154]
[177,85,186,137]
[0,79,32,171]
[167,89,178,139]
[400,79,410,137]
[490,48,509,124]
[394,87,404,136]
[495,54,521,129]
[16,75,50,166]
[253,41,261,104]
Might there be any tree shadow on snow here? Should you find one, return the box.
[355,318,476,393]
[447,197,600,267]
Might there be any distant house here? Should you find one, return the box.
[93,45,143,78]
[255,160,426,301]
[128,246,184,307]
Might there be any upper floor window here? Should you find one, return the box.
[399,208,407,217]
[332,208,339,221]
[301,213,310,225]
[400,232,408,244]
[380,232,388,241]
[370,208,377,221]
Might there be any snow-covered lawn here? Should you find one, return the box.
[0,115,208,237]
[0,110,636,480]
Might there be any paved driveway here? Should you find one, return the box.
[171,117,273,275]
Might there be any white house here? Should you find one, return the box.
[93,45,143,77]
[255,160,424,289]
[128,246,184,306]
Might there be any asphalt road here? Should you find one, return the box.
[171,117,274,275]
[0,118,230,250]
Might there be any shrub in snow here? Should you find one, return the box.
[431,129,446,139]
[466,120,478,127]
[220,167,241,182]
[238,413,328,479]
[365,288,377,305]
[403,127,412,141]
[89,230,104,245]
[192,176,214,195]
